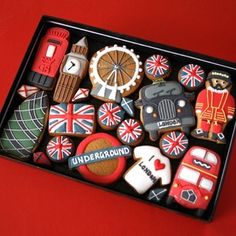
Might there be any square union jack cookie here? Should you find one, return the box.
[48,103,95,137]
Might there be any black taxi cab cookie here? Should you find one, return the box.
[68,133,131,185]
[89,45,144,103]
[135,81,195,141]
[123,145,171,194]
[0,91,48,160]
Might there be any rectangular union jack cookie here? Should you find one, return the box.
[48,103,95,137]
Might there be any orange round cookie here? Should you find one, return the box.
[75,133,127,185]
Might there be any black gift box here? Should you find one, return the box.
[0,16,235,221]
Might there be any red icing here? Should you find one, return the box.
[76,133,126,185]
[31,27,69,77]
[195,87,235,134]
[154,159,165,170]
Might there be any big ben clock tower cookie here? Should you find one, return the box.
[53,37,89,103]
[89,45,144,103]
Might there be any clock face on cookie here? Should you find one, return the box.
[63,56,81,75]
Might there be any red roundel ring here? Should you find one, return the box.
[76,133,126,185]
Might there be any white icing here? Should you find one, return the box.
[178,166,200,184]
[46,45,56,58]
[90,46,141,92]
[124,146,171,194]
[199,177,213,191]
[145,106,154,114]
[207,86,228,94]
[177,99,186,107]
[190,147,206,159]
[205,152,217,165]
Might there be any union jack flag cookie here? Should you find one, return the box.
[178,64,205,91]
[159,131,189,159]
[117,119,144,146]
[46,136,74,163]
[17,84,40,98]
[48,103,95,137]
[72,88,90,102]
[97,102,125,130]
[144,54,171,81]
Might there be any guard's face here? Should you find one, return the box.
[210,78,230,90]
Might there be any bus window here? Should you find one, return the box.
[178,166,200,185]
[205,152,217,165]
[190,148,206,159]
[199,177,213,191]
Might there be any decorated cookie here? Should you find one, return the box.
[48,103,95,137]
[135,81,195,141]
[27,27,70,90]
[33,152,52,167]
[97,102,125,130]
[191,70,235,144]
[178,64,205,91]
[123,146,171,194]
[72,88,90,102]
[117,119,144,146]
[167,146,221,217]
[147,188,168,203]
[159,131,189,159]
[17,84,40,98]
[68,133,130,185]
[0,91,48,160]
[144,54,171,81]
[53,37,89,103]
[46,136,74,163]
[120,97,135,117]
[89,45,144,103]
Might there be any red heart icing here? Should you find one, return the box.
[154,159,165,170]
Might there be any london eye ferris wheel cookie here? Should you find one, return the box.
[89,45,144,103]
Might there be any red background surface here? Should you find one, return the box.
[0,0,236,235]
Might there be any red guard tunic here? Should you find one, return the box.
[195,87,235,134]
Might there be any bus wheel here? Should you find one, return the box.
[166,196,175,205]
[196,208,205,217]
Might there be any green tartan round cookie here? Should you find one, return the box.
[0,91,49,160]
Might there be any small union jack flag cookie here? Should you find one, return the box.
[17,84,40,98]
[46,136,74,163]
[71,88,90,102]
[97,102,125,130]
[117,119,144,146]
[159,131,189,159]
[178,64,206,91]
[48,103,95,137]
[144,54,171,81]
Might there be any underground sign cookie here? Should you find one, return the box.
[159,131,189,159]
[89,45,144,103]
[123,146,171,194]
[68,133,130,185]
[117,119,144,146]
[0,91,48,160]
[178,64,205,91]
[97,102,125,130]
[144,54,171,81]
[46,136,74,163]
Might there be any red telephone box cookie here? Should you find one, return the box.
[71,133,129,185]
[27,27,70,90]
